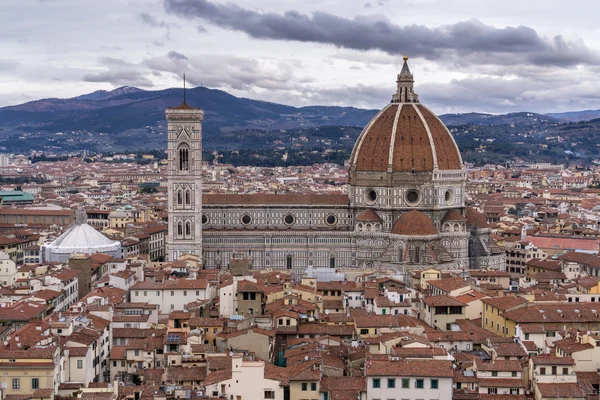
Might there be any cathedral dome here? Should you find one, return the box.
[392,210,437,236]
[349,57,462,174]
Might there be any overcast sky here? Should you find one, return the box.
[3,0,600,114]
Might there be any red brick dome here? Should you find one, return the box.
[349,58,462,174]
[392,210,437,235]
[465,207,489,228]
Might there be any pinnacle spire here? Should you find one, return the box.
[400,55,412,77]
[392,56,419,104]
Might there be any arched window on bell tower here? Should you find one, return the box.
[185,221,192,238]
[177,221,183,237]
[177,190,183,206]
[178,144,189,171]
[286,255,292,270]
[185,190,191,207]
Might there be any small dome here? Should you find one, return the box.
[465,207,489,228]
[392,210,437,235]
[442,209,466,223]
[356,209,383,222]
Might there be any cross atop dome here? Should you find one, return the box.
[392,56,419,104]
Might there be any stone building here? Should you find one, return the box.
[166,58,504,279]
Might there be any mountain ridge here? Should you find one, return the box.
[1,85,600,167]
[1,85,579,133]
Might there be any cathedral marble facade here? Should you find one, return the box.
[167,58,505,280]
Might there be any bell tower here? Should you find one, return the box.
[166,87,204,261]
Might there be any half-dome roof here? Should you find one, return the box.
[392,210,438,236]
[349,58,462,174]
[356,209,383,222]
[465,207,489,228]
[442,209,467,223]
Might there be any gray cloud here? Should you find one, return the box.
[0,59,20,71]
[298,84,389,108]
[83,69,154,87]
[143,52,312,92]
[168,51,188,60]
[138,12,171,29]
[419,76,600,114]
[98,57,131,66]
[164,0,600,68]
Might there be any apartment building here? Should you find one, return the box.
[366,359,453,400]
[130,279,211,315]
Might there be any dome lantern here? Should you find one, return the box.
[392,56,419,104]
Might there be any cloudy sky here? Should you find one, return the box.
[3,0,600,114]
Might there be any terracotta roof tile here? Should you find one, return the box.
[442,209,466,222]
[427,277,469,293]
[478,378,525,388]
[422,294,466,307]
[355,209,382,222]
[366,359,453,377]
[536,382,586,398]
[465,207,488,228]
[392,210,437,235]
[495,342,527,357]
[481,296,528,310]
[531,355,575,365]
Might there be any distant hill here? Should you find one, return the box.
[439,112,558,126]
[74,86,145,101]
[0,86,378,135]
[546,109,600,122]
[1,86,600,167]
[0,86,562,135]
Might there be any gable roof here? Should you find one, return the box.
[366,359,453,377]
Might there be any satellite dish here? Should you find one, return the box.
[325,310,329,315]
[229,351,234,357]
[304,355,309,361]
[1,383,7,389]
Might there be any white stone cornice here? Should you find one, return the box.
[387,103,403,172]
